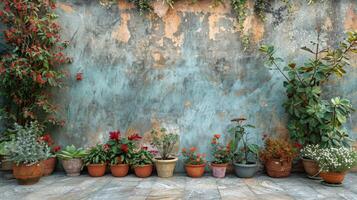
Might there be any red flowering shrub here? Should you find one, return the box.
[0,0,71,127]
[259,137,298,163]
[210,134,231,164]
[182,147,206,165]
[128,133,142,141]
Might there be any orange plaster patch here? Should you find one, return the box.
[118,0,135,10]
[112,13,131,43]
[344,4,357,31]
[57,3,74,13]
[163,10,184,47]
[242,14,265,43]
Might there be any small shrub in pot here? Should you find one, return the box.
[57,145,87,176]
[39,134,61,176]
[300,144,321,178]
[182,147,206,178]
[151,127,179,178]
[210,134,231,178]
[84,144,109,177]
[130,147,154,178]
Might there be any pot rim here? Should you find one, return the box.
[211,163,228,167]
[185,163,206,167]
[134,164,153,168]
[233,162,258,167]
[154,157,178,163]
[87,163,107,167]
[14,161,42,167]
[110,163,129,167]
[302,158,316,162]
[320,171,346,175]
[62,158,83,161]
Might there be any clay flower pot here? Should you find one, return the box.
[233,162,258,178]
[87,163,106,177]
[43,157,57,176]
[62,159,83,176]
[134,165,153,178]
[13,162,43,185]
[265,159,292,178]
[110,163,129,177]
[154,157,178,178]
[211,163,228,178]
[0,155,13,171]
[185,163,206,178]
[302,158,320,177]
[320,172,346,184]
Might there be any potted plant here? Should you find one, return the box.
[313,147,357,185]
[300,144,321,178]
[182,147,206,178]
[0,140,13,171]
[130,147,154,178]
[84,144,109,177]
[5,123,47,185]
[259,137,297,178]
[210,134,230,178]
[57,145,87,176]
[229,118,259,178]
[151,127,179,178]
[39,134,61,176]
[107,130,135,177]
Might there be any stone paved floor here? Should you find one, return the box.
[0,172,356,200]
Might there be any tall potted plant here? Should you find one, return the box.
[229,118,260,178]
[182,147,206,178]
[84,144,109,177]
[151,127,179,178]
[210,134,230,178]
[57,145,87,176]
[39,134,61,176]
[5,122,47,185]
[300,144,321,178]
[131,147,154,178]
[107,130,136,177]
[313,147,357,185]
[259,137,297,178]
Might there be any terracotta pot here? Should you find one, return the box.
[134,165,153,178]
[302,158,320,177]
[154,157,178,178]
[185,163,206,178]
[87,163,106,177]
[61,159,83,176]
[43,157,56,176]
[0,155,13,171]
[211,163,228,178]
[320,172,346,184]
[13,162,43,185]
[110,164,129,177]
[265,159,292,178]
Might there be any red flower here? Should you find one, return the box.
[128,133,142,141]
[190,147,196,152]
[76,72,83,81]
[53,146,61,152]
[182,148,186,153]
[40,134,53,146]
[109,130,120,141]
[141,146,148,150]
[211,138,217,144]
[294,143,302,149]
[36,74,46,84]
[121,144,129,153]
[0,11,4,17]
[214,134,220,139]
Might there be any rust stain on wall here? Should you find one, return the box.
[163,10,183,47]
[57,3,74,13]
[152,0,170,18]
[344,4,357,31]
[152,52,166,68]
[242,14,265,43]
[208,14,224,40]
[112,13,131,43]
[117,0,135,10]
[174,0,231,14]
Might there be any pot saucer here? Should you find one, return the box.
[321,181,343,187]
[307,175,322,180]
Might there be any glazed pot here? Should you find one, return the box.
[320,172,346,184]
[211,163,228,178]
[154,157,178,178]
[233,162,258,178]
[62,158,83,176]
[185,163,206,178]
[265,159,292,178]
[302,158,320,177]
[110,163,129,177]
[13,162,43,185]
[43,157,56,176]
[134,164,153,178]
[87,163,106,177]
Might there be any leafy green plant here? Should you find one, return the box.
[260,31,357,147]
[84,144,109,165]
[106,131,138,165]
[210,134,231,164]
[228,118,259,164]
[130,148,154,167]
[300,144,320,160]
[5,123,47,165]
[57,145,87,160]
[313,147,357,173]
[151,127,179,160]
[181,147,206,165]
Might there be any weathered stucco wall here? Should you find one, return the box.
[52,0,357,170]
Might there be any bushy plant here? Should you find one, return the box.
[151,128,179,160]
[106,130,137,165]
[313,147,357,173]
[259,137,297,163]
[228,118,259,164]
[181,147,206,165]
[300,144,320,160]
[130,147,154,167]
[260,31,357,147]
[210,134,231,164]
[57,145,87,160]
[5,123,47,165]
[84,144,109,165]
